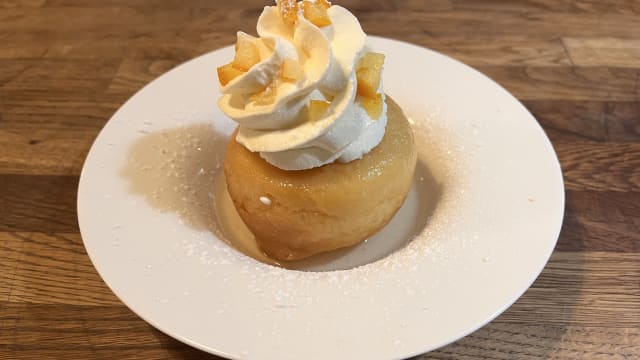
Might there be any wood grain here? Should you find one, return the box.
[557,191,640,252]
[451,0,640,14]
[106,59,181,96]
[563,38,640,67]
[0,62,29,86]
[358,11,640,40]
[0,175,78,232]
[1,0,639,359]
[556,142,640,192]
[425,325,640,359]
[424,37,572,67]
[0,0,46,8]
[526,100,640,142]
[476,66,640,101]
[0,232,120,305]
[0,130,96,175]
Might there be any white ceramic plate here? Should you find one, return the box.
[78,37,564,359]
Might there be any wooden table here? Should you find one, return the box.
[1,0,639,359]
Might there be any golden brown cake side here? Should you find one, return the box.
[223,97,417,261]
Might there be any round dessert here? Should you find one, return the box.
[216,1,418,261]
[224,97,416,261]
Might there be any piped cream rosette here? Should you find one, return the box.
[217,1,387,170]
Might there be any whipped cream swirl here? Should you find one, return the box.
[218,2,387,170]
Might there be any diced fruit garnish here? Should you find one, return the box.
[302,1,332,27]
[217,63,244,86]
[317,0,331,9]
[358,93,383,120]
[308,99,331,121]
[281,59,303,81]
[356,52,385,98]
[250,85,277,105]
[232,38,260,71]
[278,0,298,26]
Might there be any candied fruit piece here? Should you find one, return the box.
[358,93,383,120]
[356,52,385,98]
[308,99,330,121]
[317,0,331,9]
[281,59,302,81]
[278,0,298,26]
[217,63,244,86]
[302,1,332,27]
[250,85,278,105]
[233,38,260,71]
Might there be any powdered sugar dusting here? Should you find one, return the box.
[121,102,475,312]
